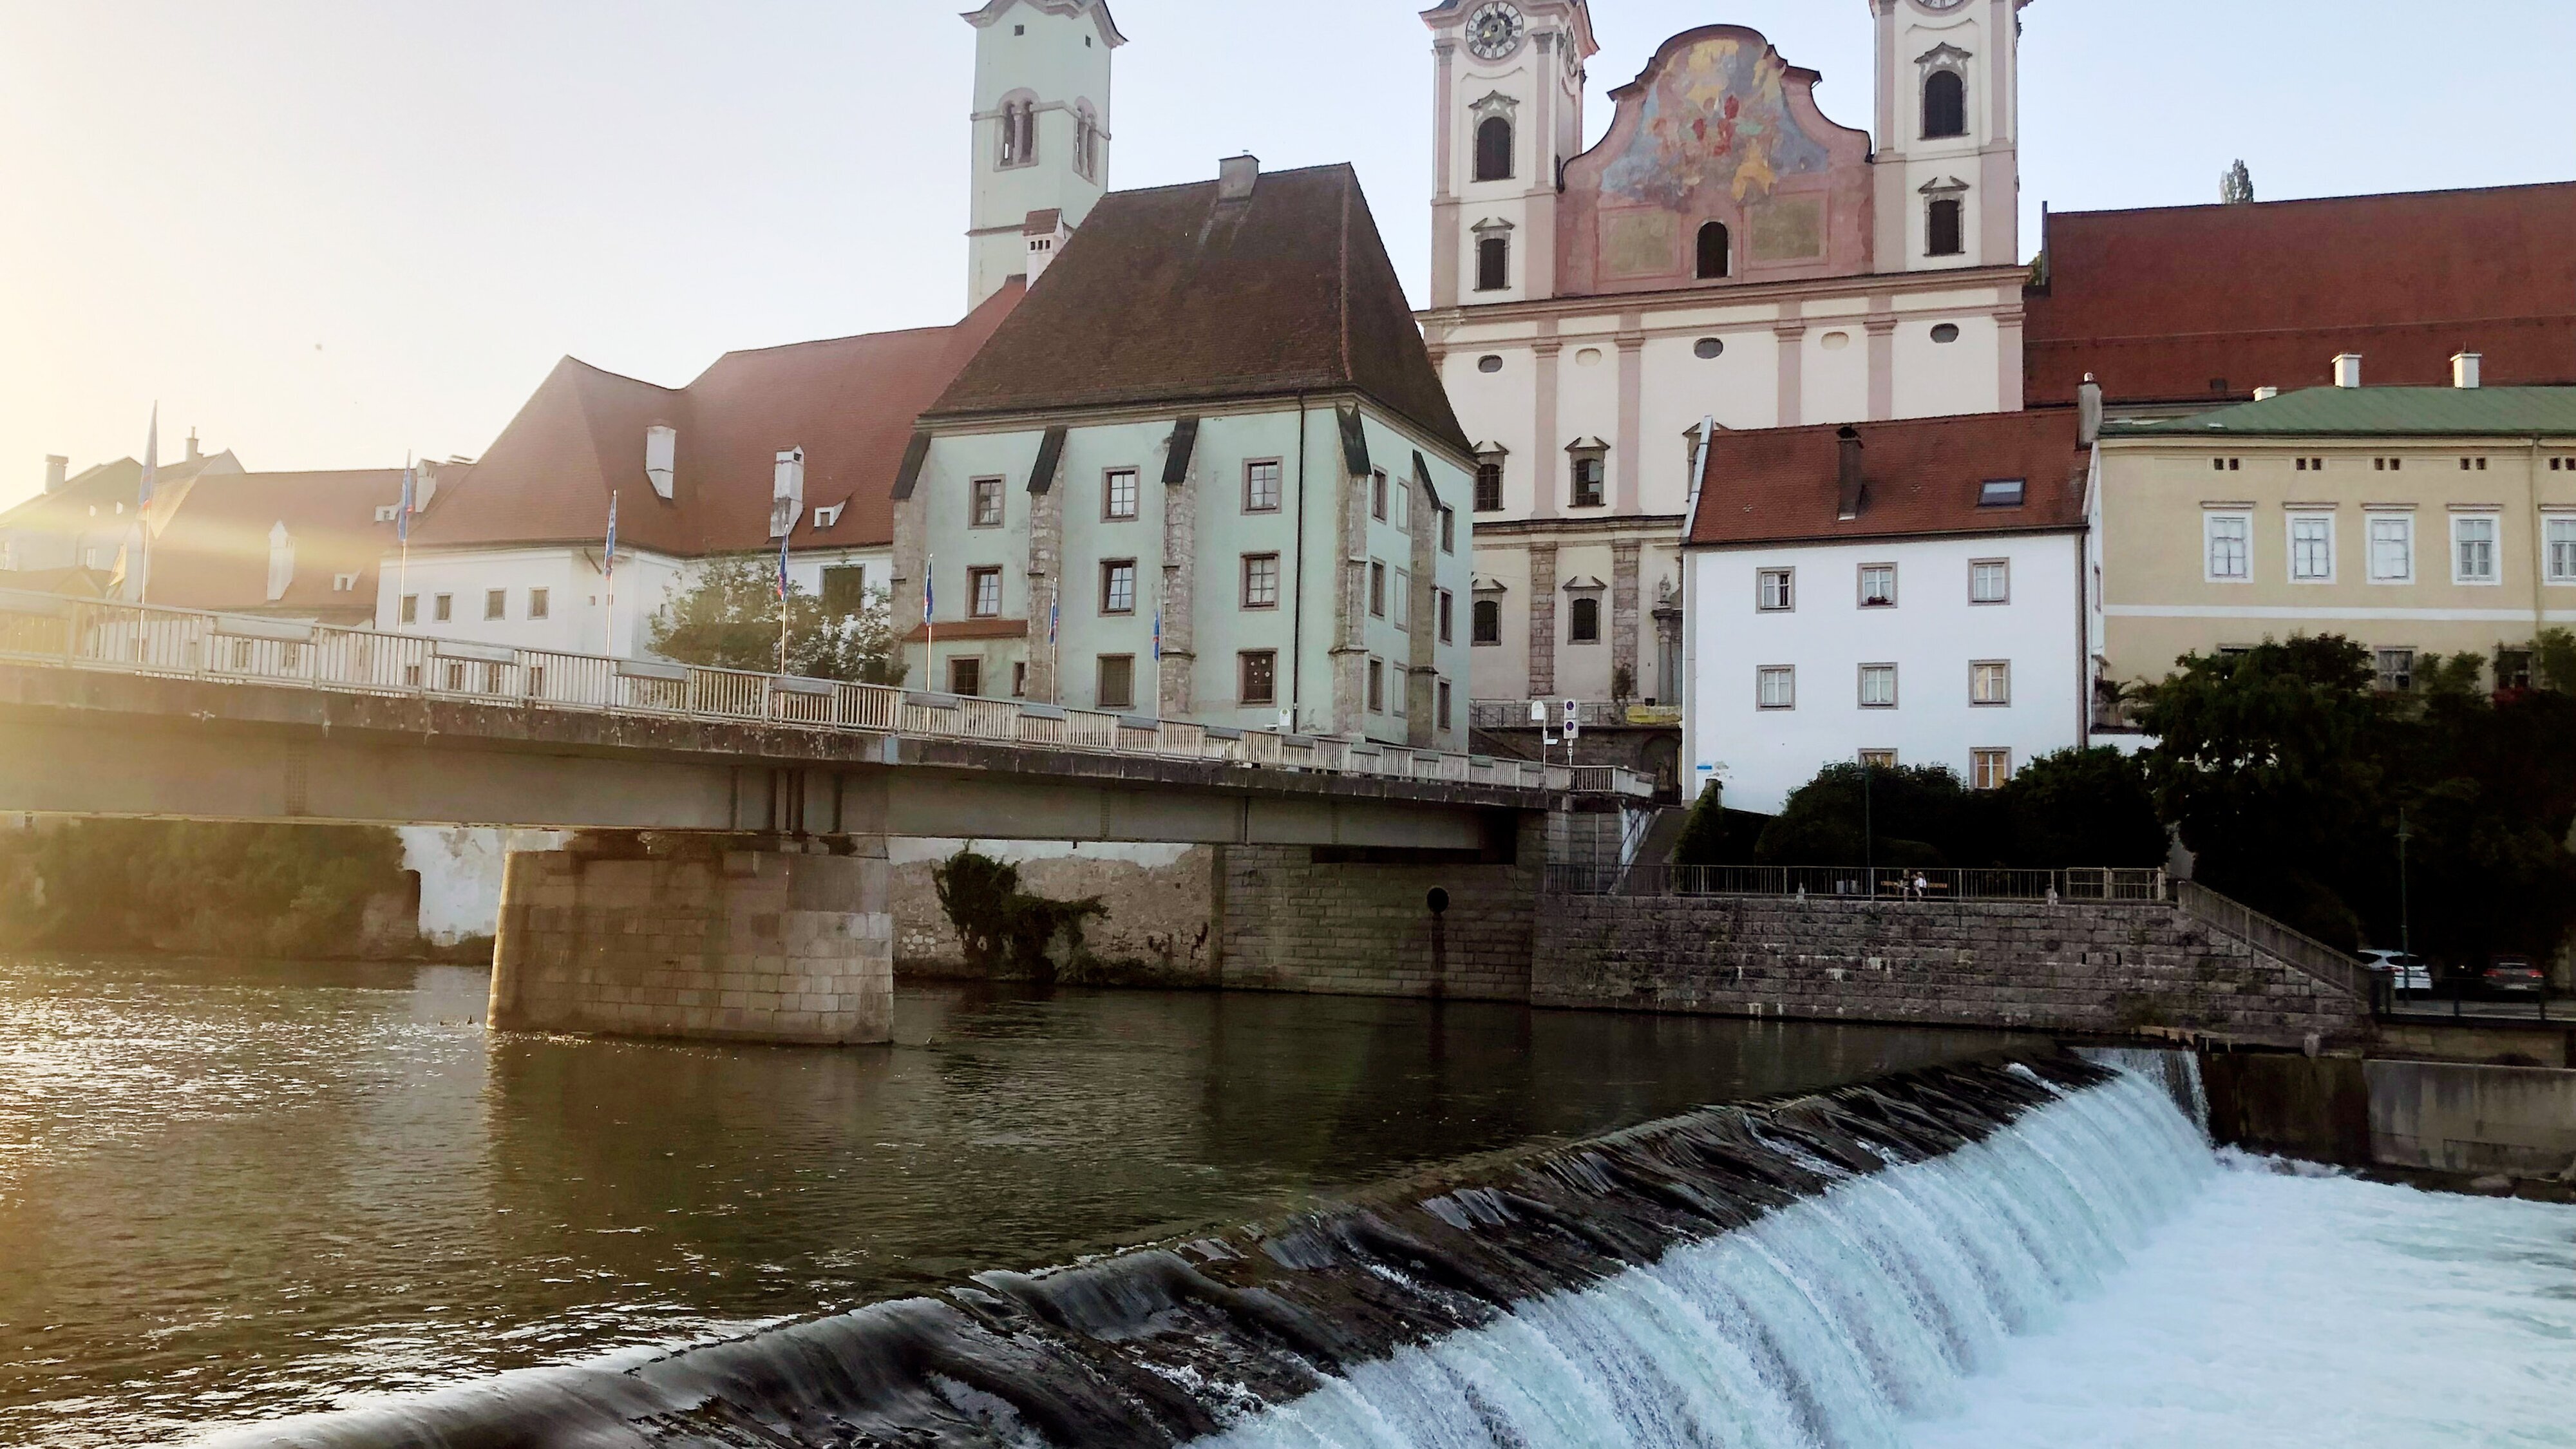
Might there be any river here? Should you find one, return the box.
[0,954,2027,1447]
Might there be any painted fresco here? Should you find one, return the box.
[1602,37,1832,210]
[1747,197,1824,261]
[1602,212,1679,276]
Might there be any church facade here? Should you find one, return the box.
[1419,0,2036,779]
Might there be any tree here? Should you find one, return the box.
[1754,762,2003,868]
[1670,785,1766,866]
[2003,747,2167,869]
[647,554,904,683]
[930,848,1106,982]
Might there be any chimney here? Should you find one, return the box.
[185,428,202,462]
[2253,386,2280,401]
[2452,352,2482,390]
[2077,374,2103,447]
[1835,426,1866,521]
[1217,153,1260,202]
[2331,353,2363,389]
[43,456,68,493]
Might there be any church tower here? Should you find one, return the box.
[1868,0,2024,273]
[1422,1,1598,308]
[964,0,1124,308]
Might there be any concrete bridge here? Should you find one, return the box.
[0,590,1647,1045]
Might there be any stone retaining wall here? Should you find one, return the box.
[1532,894,2371,1047]
[1216,819,1545,1001]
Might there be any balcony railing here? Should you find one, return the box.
[0,589,1653,797]
[1470,698,1675,730]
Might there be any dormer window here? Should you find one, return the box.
[373,504,401,523]
[645,424,677,500]
[332,572,360,592]
[1979,479,2026,509]
[813,502,846,529]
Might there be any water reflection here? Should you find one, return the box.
[0,956,2025,1447]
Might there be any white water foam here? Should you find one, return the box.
[1192,1067,2576,1449]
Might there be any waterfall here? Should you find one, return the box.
[206,1057,2216,1449]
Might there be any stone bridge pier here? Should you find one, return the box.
[489,832,895,1045]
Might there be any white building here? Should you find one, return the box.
[1417,0,2035,775]
[1683,408,2094,813]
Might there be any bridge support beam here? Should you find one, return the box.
[489,833,893,1046]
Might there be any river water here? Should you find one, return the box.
[0,954,2027,1447]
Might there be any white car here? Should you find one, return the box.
[2358,949,2434,995]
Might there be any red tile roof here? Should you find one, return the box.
[1687,410,2088,547]
[147,469,404,618]
[2027,182,2576,408]
[406,281,1026,556]
[923,164,1472,456]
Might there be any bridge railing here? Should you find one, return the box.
[0,589,1647,799]
[1544,863,2168,902]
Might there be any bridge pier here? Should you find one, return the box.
[488,832,894,1046]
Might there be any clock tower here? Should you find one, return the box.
[964,0,1126,309]
[1421,0,1599,308]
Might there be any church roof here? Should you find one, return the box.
[1687,410,2090,549]
[922,163,1473,458]
[404,280,1025,556]
[2027,181,2576,409]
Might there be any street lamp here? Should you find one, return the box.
[2396,805,2413,958]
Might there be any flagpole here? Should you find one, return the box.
[397,453,412,630]
[136,402,158,605]
[778,529,791,676]
[923,551,934,690]
[603,489,618,658]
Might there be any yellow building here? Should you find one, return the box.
[2093,364,2576,706]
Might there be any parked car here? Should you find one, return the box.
[2358,949,2433,995]
[2479,956,2547,998]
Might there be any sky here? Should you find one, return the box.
[1,0,2570,509]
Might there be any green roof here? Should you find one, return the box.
[2112,386,2576,439]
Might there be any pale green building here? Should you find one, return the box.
[893,158,1479,750]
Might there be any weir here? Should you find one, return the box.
[210,1054,2215,1448]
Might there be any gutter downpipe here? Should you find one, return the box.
[2532,435,2548,645]
[1291,393,1309,731]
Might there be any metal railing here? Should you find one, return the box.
[2175,880,2373,1001]
[0,589,1654,798]
[1544,863,2169,902]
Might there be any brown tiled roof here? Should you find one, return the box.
[148,469,404,616]
[923,164,1472,456]
[406,281,1026,556]
[1687,410,2088,547]
[0,451,243,538]
[2027,182,2576,408]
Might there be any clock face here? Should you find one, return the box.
[1465,2,1526,61]
[1917,0,1970,8]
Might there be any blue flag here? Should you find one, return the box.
[1047,596,1057,647]
[1151,607,1162,663]
[603,491,618,581]
[397,464,415,544]
[923,556,934,625]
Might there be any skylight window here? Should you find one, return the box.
[1978,479,2025,508]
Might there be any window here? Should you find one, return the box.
[1922,70,1967,139]
[1570,453,1605,508]
[1757,665,1795,710]
[1971,660,2011,706]
[2375,648,2416,694]
[1394,480,1411,531]
[1242,553,1280,609]
[1694,337,1725,359]
[400,594,418,625]
[1927,197,1964,257]
[1474,115,1513,182]
[2548,518,2576,583]
[1075,105,1099,179]
[1441,507,1455,554]
[1969,559,2009,604]
[1437,680,1452,732]
[2499,650,2533,691]
[1859,749,1898,770]
[971,477,1003,527]
[1367,658,1385,713]
[1012,661,1028,697]
[1437,589,1454,643]
[1392,569,1410,630]
[2205,513,2251,581]
[1569,595,1600,643]
[2369,514,2414,582]
[969,566,1003,618]
[2454,515,2499,584]
[1476,234,1510,292]
[1369,560,1387,617]
[1978,479,2025,508]
[1096,654,1134,710]
[2289,515,2336,582]
[484,588,506,621]
[1239,650,1277,706]
[949,658,983,697]
[1757,568,1794,611]
[998,99,1036,167]
[1859,564,1896,607]
[2374,457,2406,472]
[1393,669,1407,718]
[1474,461,1504,512]
[1696,222,1731,280]
[2211,457,2242,473]
[1100,560,1136,614]
[433,593,452,622]
[1104,468,1139,521]
[529,587,550,620]
[822,564,869,615]
[1859,663,1898,708]
[2460,457,2488,472]
[1370,470,1388,521]
[1477,354,1504,374]
[1244,460,1282,512]
[2296,457,2326,471]
[1472,598,1501,645]
[1930,323,1962,345]
[1971,749,2012,791]
[813,503,844,529]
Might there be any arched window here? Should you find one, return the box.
[1696,222,1731,280]
[1569,596,1601,643]
[1017,101,1037,164]
[1472,598,1501,645]
[1074,106,1097,178]
[1927,197,1964,257]
[1474,116,1514,182]
[1922,70,1967,140]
